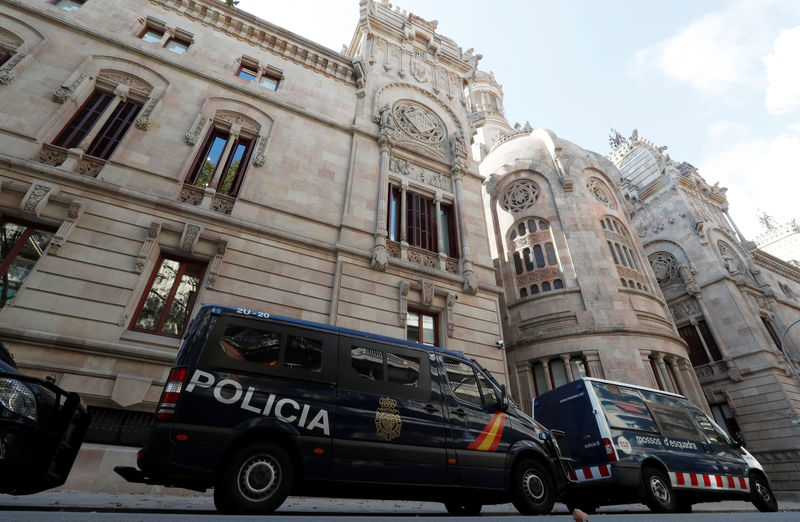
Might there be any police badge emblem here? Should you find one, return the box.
[375,397,402,440]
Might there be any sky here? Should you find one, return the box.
[235,0,800,241]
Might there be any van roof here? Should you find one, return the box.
[200,304,473,362]
[580,377,686,400]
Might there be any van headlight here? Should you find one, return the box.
[0,378,38,421]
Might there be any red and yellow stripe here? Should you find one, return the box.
[467,412,506,451]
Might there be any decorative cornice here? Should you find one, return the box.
[753,249,800,285]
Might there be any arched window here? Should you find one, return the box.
[602,216,649,292]
[508,218,563,299]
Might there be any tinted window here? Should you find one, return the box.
[593,382,658,433]
[219,324,321,373]
[648,403,701,440]
[351,346,384,381]
[386,352,420,387]
[444,358,482,406]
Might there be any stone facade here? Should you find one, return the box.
[0,0,503,460]
[609,131,800,492]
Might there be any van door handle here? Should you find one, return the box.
[452,408,468,416]
[423,403,438,413]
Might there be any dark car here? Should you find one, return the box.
[0,343,91,494]
[115,305,573,516]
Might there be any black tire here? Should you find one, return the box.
[642,467,676,513]
[510,459,556,515]
[214,441,293,515]
[751,473,778,512]
[444,500,482,516]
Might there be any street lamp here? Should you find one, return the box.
[779,318,800,385]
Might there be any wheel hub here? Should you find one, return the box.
[523,469,545,502]
[650,477,669,503]
[238,455,280,502]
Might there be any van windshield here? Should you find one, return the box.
[593,382,658,433]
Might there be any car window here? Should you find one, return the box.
[443,357,484,406]
[351,346,384,381]
[218,324,322,373]
[593,382,659,433]
[386,351,420,388]
[648,403,701,440]
[692,410,721,444]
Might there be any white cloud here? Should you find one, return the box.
[763,26,800,114]
[699,124,800,239]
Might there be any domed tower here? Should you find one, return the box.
[466,70,515,161]
[481,128,706,413]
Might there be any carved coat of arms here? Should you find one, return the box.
[375,397,402,441]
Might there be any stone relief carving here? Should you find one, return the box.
[98,70,153,95]
[670,299,700,321]
[446,292,456,335]
[181,223,202,253]
[134,98,157,131]
[206,240,227,288]
[586,177,617,210]
[499,180,539,213]
[378,103,398,147]
[388,156,452,192]
[0,53,23,86]
[392,101,445,146]
[649,252,680,283]
[718,241,744,280]
[21,181,58,217]
[410,54,427,83]
[135,222,161,273]
[398,280,409,328]
[185,115,208,145]
[217,111,259,134]
[52,72,87,103]
[49,201,86,253]
[253,135,268,167]
[422,279,434,306]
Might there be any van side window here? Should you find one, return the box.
[593,382,658,433]
[444,357,494,407]
[351,346,384,381]
[219,324,322,373]
[648,403,701,440]
[387,352,420,387]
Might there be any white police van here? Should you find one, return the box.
[115,305,573,515]
[534,377,778,513]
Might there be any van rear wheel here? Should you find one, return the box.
[642,467,676,513]
[215,441,293,515]
[751,473,778,512]
[511,459,555,515]
[443,500,482,515]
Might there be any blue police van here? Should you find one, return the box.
[114,305,572,515]
[533,377,778,513]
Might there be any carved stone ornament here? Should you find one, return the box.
[649,252,680,283]
[718,241,742,275]
[422,279,434,306]
[253,135,268,167]
[500,180,539,213]
[446,293,456,335]
[587,178,617,210]
[392,101,444,144]
[206,240,227,288]
[98,70,153,96]
[0,53,23,86]
[410,55,427,83]
[669,299,700,321]
[389,156,452,192]
[185,115,208,145]
[217,111,259,134]
[371,244,389,272]
[135,222,162,273]
[398,280,409,327]
[21,181,59,217]
[50,201,86,253]
[180,223,203,253]
[134,98,157,131]
[52,72,87,103]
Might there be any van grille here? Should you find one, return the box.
[84,407,152,447]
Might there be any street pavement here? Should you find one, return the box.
[0,490,798,515]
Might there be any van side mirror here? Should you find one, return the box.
[497,384,509,412]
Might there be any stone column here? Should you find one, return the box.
[561,354,575,382]
[666,355,688,396]
[689,316,715,363]
[540,359,552,391]
[515,361,535,414]
[450,133,477,293]
[371,104,395,271]
[654,353,674,393]
[641,351,659,389]
[585,351,604,378]
[207,123,240,190]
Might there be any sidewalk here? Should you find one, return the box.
[0,490,798,514]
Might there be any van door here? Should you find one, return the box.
[331,337,449,485]
[441,356,508,489]
[691,410,749,490]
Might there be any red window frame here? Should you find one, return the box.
[407,192,435,252]
[52,90,114,150]
[129,254,205,338]
[86,98,142,160]
[0,217,57,308]
[185,126,253,197]
[407,308,439,347]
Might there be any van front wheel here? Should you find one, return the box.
[511,459,555,515]
[642,467,676,513]
[215,441,293,515]
[751,473,778,512]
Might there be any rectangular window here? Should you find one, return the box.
[140,21,191,54]
[140,28,163,43]
[407,309,437,346]
[0,218,55,308]
[648,403,701,440]
[407,192,435,252]
[593,382,659,433]
[85,99,142,160]
[259,73,280,91]
[217,324,322,373]
[386,351,420,387]
[164,38,190,54]
[444,358,481,405]
[761,317,782,349]
[439,204,458,258]
[237,66,258,81]
[678,323,710,366]
[130,254,204,337]
[186,127,253,197]
[351,346,384,381]
[388,185,401,241]
[52,90,114,150]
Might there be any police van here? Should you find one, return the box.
[533,377,778,513]
[114,305,572,515]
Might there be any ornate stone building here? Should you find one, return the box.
[609,131,800,492]
[0,0,504,490]
[1,0,798,495]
